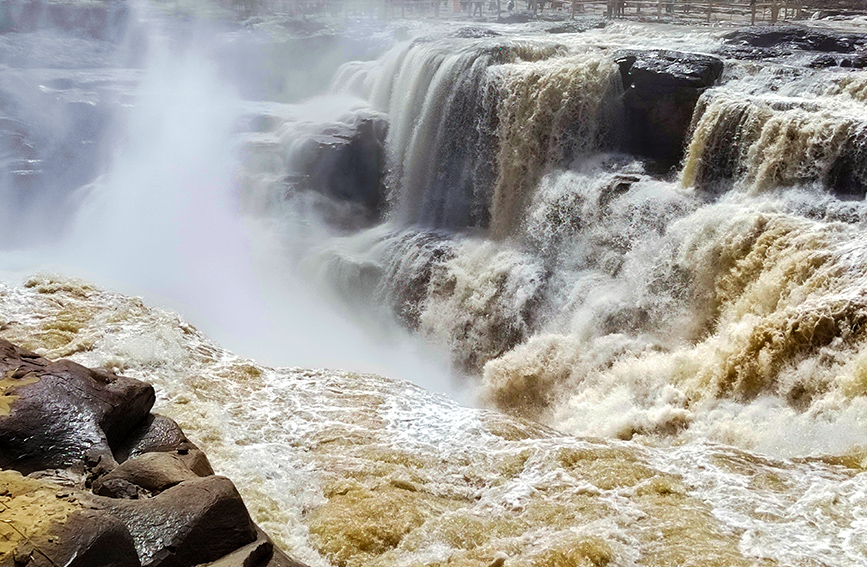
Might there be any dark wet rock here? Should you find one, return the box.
[724,25,867,52]
[452,26,501,38]
[497,11,534,23]
[827,127,867,198]
[204,527,308,567]
[546,18,606,34]
[810,53,867,68]
[295,111,389,221]
[720,25,867,60]
[87,475,258,567]
[0,339,156,475]
[615,50,724,166]
[115,413,214,476]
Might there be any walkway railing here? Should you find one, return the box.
[223,0,827,25]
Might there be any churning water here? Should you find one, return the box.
[2,2,867,566]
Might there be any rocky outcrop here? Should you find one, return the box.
[720,25,867,60]
[809,53,867,68]
[294,111,389,223]
[0,338,301,567]
[615,50,724,167]
[0,340,155,475]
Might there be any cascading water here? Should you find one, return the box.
[3,5,867,567]
[311,29,867,461]
[333,36,622,234]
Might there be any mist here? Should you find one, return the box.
[0,1,472,405]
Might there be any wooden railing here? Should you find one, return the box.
[223,0,821,24]
[567,0,807,23]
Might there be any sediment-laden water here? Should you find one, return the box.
[2,2,867,566]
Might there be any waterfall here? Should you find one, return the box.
[332,38,623,236]
[683,90,867,194]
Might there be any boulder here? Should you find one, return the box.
[87,476,258,567]
[497,11,534,23]
[546,19,607,34]
[0,339,156,475]
[0,339,307,567]
[451,26,501,38]
[115,414,214,477]
[809,53,867,68]
[615,50,724,166]
[92,452,201,497]
[294,111,388,223]
[200,527,308,567]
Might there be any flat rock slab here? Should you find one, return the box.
[721,25,867,60]
[0,470,141,567]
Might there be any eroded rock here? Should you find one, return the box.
[0,339,155,474]
[294,111,389,224]
[615,50,724,166]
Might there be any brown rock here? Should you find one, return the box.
[0,339,156,474]
[199,527,310,567]
[0,470,141,567]
[115,414,214,477]
[86,475,258,567]
[93,452,199,497]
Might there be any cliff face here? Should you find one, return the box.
[0,338,303,567]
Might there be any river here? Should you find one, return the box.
[1,2,866,566]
